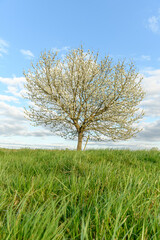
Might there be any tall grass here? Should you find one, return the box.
[0,148,160,239]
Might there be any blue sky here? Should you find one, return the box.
[0,0,160,149]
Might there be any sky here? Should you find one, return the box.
[0,0,160,150]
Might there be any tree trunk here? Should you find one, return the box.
[77,132,83,151]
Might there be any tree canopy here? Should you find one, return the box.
[24,47,145,150]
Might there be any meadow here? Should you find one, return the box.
[0,148,160,239]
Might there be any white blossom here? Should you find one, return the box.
[24,46,145,150]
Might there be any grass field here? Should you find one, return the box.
[0,148,160,239]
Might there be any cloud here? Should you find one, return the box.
[148,16,159,33]
[140,68,160,117]
[0,76,26,98]
[20,49,34,59]
[136,120,160,142]
[131,55,151,62]
[52,46,70,52]
[141,69,160,97]
[0,95,19,103]
[141,55,151,61]
[0,101,54,137]
[0,101,25,121]
[0,38,9,57]
[6,86,24,97]
[147,10,160,33]
[0,76,25,86]
[140,97,160,117]
[0,122,53,137]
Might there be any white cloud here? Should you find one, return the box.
[0,101,25,121]
[140,69,160,117]
[141,98,160,117]
[148,16,159,33]
[136,120,160,142]
[0,76,25,86]
[20,49,34,58]
[142,69,160,95]
[0,101,52,137]
[0,122,53,137]
[52,46,70,52]
[0,95,19,103]
[141,55,151,61]
[0,76,26,98]
[131,55,151,62]
[147,10,160,33]
[0,38,9,57]
[6,86,22,97]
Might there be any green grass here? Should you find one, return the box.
[0,148,160,239]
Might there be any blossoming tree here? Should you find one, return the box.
[24,47,145,150]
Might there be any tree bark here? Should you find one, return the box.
[77,132,83,151]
